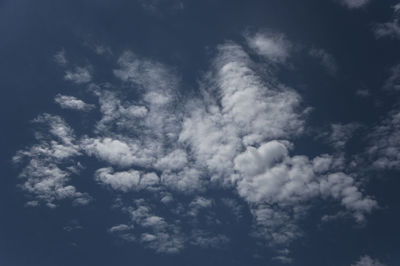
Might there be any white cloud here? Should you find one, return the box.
[65,66,92,84]
[14,39,378,256]
[54,94,95,111]
[246,31,291,63]
[13,114,90,207]
[351,255,386,266]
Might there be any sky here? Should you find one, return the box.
[1,0,400,265]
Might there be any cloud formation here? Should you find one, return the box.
[14,38,377,257]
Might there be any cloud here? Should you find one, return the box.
[54,94,95,111]
[373,4,400,39]
[309,48,338,75]
[366,106,400,170]
[245,31,291,63]
[65,66,92,84]
[13,114,90,207]
[14,37,378,256]
[54,49,68,65]
[325,123,361,150]
[339,0,371,9]
[351,255,386,266]
[383,64,400,91]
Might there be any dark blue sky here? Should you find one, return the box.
[1,1,400,266]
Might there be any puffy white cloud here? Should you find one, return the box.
[82,137,155,168]
[54,94,95,111]
[65,66,92,84]
[246,31,291,63]
[14,39,378,256]
[351,255,386,266]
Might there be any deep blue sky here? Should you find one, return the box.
[1,1,400,266]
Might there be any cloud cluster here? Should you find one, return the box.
[14,36,377,257]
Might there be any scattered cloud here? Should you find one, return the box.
[14,37,378,256]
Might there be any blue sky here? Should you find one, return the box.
[1,0,400,265]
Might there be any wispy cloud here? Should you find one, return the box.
[339,0,371,9]
[373,4,400,39]
[351,255,386,266]
[309,48,338,75]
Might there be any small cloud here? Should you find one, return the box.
[245,31,291,63]
[383,64,400,91]
[309,48,338,75]
[64,66,92,84]
[373,4,400,39]
[54,49,68,66]
[351,255,386,266]
[54,94,95,111]
[356,89,371,97]
[339,0,371,9]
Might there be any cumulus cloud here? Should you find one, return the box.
[65,66,92,84]
[54,94,95,111]
[14,37,378,256]
[351,255,386,266]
